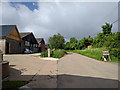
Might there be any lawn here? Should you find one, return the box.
[67,48,119,62]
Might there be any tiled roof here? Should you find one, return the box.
[20,32,32,38]
[0,25,16,37]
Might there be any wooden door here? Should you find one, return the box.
[6,42,9,54]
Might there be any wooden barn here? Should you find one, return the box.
[20,32,39,53]
[0,25,46,54]
[0,25,22,54]
[36,38,46,52]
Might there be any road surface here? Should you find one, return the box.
[3,53,119,88]
[58,53,119,88]
[4,54,57,88]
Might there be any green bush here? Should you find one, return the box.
[40,51,48,57]
[109,48,120,60]
[40,50,53,57]
[40,49,66,58]
[52,50,66,58]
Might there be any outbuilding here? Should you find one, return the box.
[36,38,46,52]
[20,32,39,53]
[0,25,22,54]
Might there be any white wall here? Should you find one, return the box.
[0,39,6,54]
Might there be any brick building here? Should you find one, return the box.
[36,38,46,52]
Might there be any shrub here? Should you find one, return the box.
[109,48,120,59]
[40,49,66,58]
[52,50,66,58]
[40,51,48,57]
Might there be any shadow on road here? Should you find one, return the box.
[2,67,119,89]
[57,74,119,88]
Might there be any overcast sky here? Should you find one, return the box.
[0,2,119,43]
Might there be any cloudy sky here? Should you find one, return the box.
[0,1,119,43]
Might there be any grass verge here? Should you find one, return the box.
[67,48,119,62]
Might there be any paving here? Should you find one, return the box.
[3,53,119,88]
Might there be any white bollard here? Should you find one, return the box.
[48,48,50,57]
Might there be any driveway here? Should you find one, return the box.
[58,53,119,88]
[3,53,119,88]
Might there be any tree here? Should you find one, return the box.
[64,37,78,50]
[70,37,78,43]
[48,33,65,49]
[64,42,70,50]
[102,22,112,35]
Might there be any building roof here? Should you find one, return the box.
[0,25,16,37]
[20,32,38,44]
[20,32,32,38]
[36,38,44,43]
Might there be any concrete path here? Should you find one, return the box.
[58,53,119,88]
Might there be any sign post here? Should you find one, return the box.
[102,51,111,61]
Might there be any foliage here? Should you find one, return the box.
[65,36,93,50]
[40,51,48,57]
[109,48,120,59]
[48,33,65,49]
[48,22,119,61]
[40,49,66,58]
[67,48,119,62]
[102,22,112,35]
[64,37,78,50]
[40,50,53,57]
[52,50,67,58]
[65,22,119,61]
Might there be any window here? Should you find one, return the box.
[25,41,30,46]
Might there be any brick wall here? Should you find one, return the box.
[41,42,45,52]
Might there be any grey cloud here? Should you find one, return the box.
[1,2,118,43]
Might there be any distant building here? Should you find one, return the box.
[36,38,46,52]
[0,25,45,54]
[0,25,22,54]
[20,32,39,53]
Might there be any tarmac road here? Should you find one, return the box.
[3,53,119,88]
[58,53,119,88]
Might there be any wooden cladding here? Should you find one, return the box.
[6,26,21,41]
